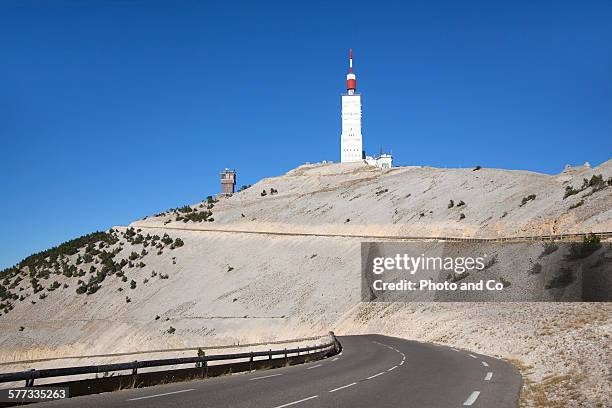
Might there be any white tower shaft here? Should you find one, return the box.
[341,49,362,163]
[341,94,363,162]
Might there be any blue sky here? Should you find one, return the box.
[1,1,611,269]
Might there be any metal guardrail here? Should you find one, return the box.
[0,334,340,387]
[0,334,330,367]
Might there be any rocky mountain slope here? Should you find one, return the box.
[137,160,612,237]
[1,160,611,407]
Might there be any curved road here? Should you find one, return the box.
[37,335,521,408]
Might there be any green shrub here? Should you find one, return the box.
[179,211,212,223]
[563,185,579,199]
[473,166,481,171]
[565,234,601,260]
[529,262,542,274]
[261,190,267,197]
[130,280,137,289]
[448,200,454,209]
[588,174,605,189]
[520,194,536,207]
[167,326,176,334]
[459,213,465,220]
[86,283,100,295]
[178,205,193,214]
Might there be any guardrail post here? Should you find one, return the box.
[132,360,138,376]
[200,351,207,378]
[249,352,254,371]
[269,349,272,360]
[284,348,288,363]
[25,369,35,387]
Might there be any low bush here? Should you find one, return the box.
[520,194,536,207]
[529,263,542,274]
[565,234,601,260]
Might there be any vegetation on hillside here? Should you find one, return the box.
[563,174,611,199]
[0,228,185,316]
[154,196,218,223]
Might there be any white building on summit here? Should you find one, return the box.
[340,50,393,168]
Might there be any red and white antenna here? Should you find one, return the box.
[346,49,356,93]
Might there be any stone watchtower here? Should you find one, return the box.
[220,168,236,195]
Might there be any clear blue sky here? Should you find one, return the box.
[1,1,611,269]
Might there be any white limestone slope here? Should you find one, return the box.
[135,160,612,237]
[1,160,611,406]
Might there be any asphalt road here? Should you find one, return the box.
[36,335,521,408]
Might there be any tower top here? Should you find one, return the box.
[346,49,356,93]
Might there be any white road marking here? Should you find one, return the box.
[463,391,480,406]
[469,354,477,358]
[127,388,195,401]
[329,382,357,393]
[273,395,319,408]
[366,372,385,379]
[452,348,459,351]
[399,360,405,366]
[332,357,339,361]
[306,364,322,370]
[387,365,398,371]
[484,372,493,381]
[481,361,489,367]
[249,373,283,381]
